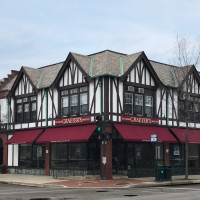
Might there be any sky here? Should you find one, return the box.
[0,0,200,79]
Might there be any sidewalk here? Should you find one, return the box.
[0,174,200,188]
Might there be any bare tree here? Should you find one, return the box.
[173,34,200,67]
[172,34,200,180]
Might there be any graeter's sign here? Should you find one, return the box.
[121,116,159,125]
[55,116,91,125]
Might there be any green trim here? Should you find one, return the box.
[45,90,48,126]
[166,91,169,126]
[89,57,94,77]
[120,56,123,76]
[171,68,179,87]
[99,80,102,114]
[37,69,45,89]
[4,91,8,98]
[6,99,10,130]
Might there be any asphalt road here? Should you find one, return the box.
[0,183,200,200]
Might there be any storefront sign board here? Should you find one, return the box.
[121,116,159,125]
[55,116,91,125]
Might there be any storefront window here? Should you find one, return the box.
[188,144,200,168]
[135,143,155,168]
[51,142,99,169]
[51,143,68,168]
[19,144,45,168]
[32,145,45,168]
[68,143,87,161]
[169,144,184,167]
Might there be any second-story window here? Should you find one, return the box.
[61,86,88,117]
[124,87,154,118]
[16,96,37,123]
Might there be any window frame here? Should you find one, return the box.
[15,95,37,123]
[60,86,89,118]
[124,87,154,118]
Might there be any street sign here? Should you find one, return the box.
[151,134,157,142]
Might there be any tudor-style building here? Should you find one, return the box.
[1,50,200,178]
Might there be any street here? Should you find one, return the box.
[0,183,200,200]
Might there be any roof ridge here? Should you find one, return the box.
[88,49,127,56]
[127,51,143,56]
[71,52,88,57]
[150,60,178,68]
[38,61,64,69]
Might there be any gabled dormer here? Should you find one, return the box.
[52,53,91,118]
[8,67,40,124]
[121,52,161,118]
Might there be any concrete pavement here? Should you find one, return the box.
[0,174,200,188]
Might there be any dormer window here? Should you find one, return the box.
[61,86,88,117]
[15,96,37,123]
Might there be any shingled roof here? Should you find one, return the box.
[71,50,142,77]
[23,62,63,89]
[2,50,199,94]
[150,61,194,87]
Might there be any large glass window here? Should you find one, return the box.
[51,142,99,169]
[68,143,87,161]
[51,143,68,168]
[19,144,44,168]
[15,96,37,123]
[60,86,88,117]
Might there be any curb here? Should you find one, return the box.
[131,180,200,188]
[0,181,45,188]
[1,180,200,189]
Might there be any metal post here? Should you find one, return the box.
[102,139,107,180]
[185,121,189,180]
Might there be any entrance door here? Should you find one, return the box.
[0,139,3,165]
[112,140,127,174]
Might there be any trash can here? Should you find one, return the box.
[164,165,172,181]
[155,165,165,182]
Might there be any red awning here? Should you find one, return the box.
[6,129,43,145]
[36,124,97,143]
[171,128,200,144]
[113,123,177,143]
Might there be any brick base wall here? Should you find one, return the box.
[100,124,113,180]
[164,143,170,165]
[0,134,8,166]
